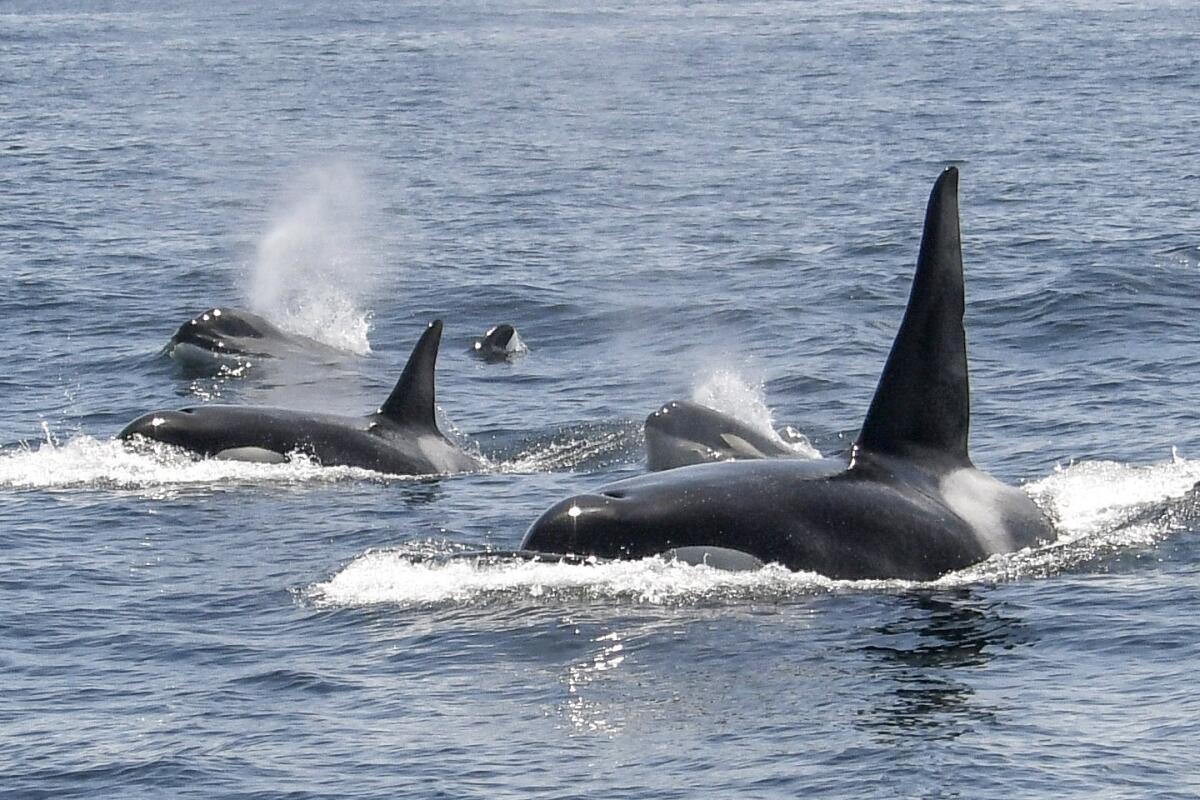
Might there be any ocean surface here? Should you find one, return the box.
[3,1,1200,796]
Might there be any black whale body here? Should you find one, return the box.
[470,324,525,362]
[123,321,481,476]
[521,168,1055,580]
[644,399,807,471]
[166,307,342,369]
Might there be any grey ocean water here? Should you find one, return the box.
[3,1,1200,797]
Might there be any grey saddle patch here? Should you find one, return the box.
[214,447,288,464]
[719,433,770,459]
[664,546,765,571]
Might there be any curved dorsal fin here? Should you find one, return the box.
[378,320,442,430]
[855,167,970,464]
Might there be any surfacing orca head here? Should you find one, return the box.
[167,307,275,357]
[643,399,796,470]
[471,324,525,361]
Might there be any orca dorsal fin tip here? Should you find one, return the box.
[377,320,443,431]
[855,168,972,465]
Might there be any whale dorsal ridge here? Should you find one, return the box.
[855,167,970,465]
[378,320,442,430]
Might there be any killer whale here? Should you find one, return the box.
[123,320,481,475]
[645,399,815,471]
[520,168,1055,580]
[471,324,526,362]
[166,307,340,370]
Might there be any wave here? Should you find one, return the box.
[305,549,840,608]
[1160,243,1200,266]
[0,434,392,493]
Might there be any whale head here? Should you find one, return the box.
[167,307,277,360]
[471,324,525,362]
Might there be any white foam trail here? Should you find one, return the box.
[502,428,637,474]
[691,369,820,457]
[0,435,392,493]
[309,454,1200,608]
[307,550,846,608]
[249,163,379,354]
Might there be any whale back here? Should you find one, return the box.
[377,320,442,431]
[855,167,970,466]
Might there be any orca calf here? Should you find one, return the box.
[470,324,526,362]
[645,399,811,471]
[123,321,482,475]
[166,307,339,369]
[521,168,1055,580]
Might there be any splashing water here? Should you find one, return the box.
[1027,452,1200,540]
[306,549,843,608]
[249,163,379,354]
[691,368,820,458]
[960,454,1200,580]
[0,435,395,494]
[307,453,1200,609]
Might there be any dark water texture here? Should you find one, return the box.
[2,1,1200,797]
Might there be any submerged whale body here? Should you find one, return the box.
[471,324,526,362]
[123,321,481,475]
[166,307,338,369]
[645,399,810,471]
[521,168,1055,580]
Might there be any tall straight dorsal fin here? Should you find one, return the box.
[378,320,442,429]
[856,167,970,464]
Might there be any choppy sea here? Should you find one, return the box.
[3,1,1199,797]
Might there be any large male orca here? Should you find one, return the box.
[166,307,339,369]
[645,399,815,471]
[123,321,482,475]
[520,168,1055,580]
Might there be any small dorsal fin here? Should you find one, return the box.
[855,167,970,464]
[378,320,442,429]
